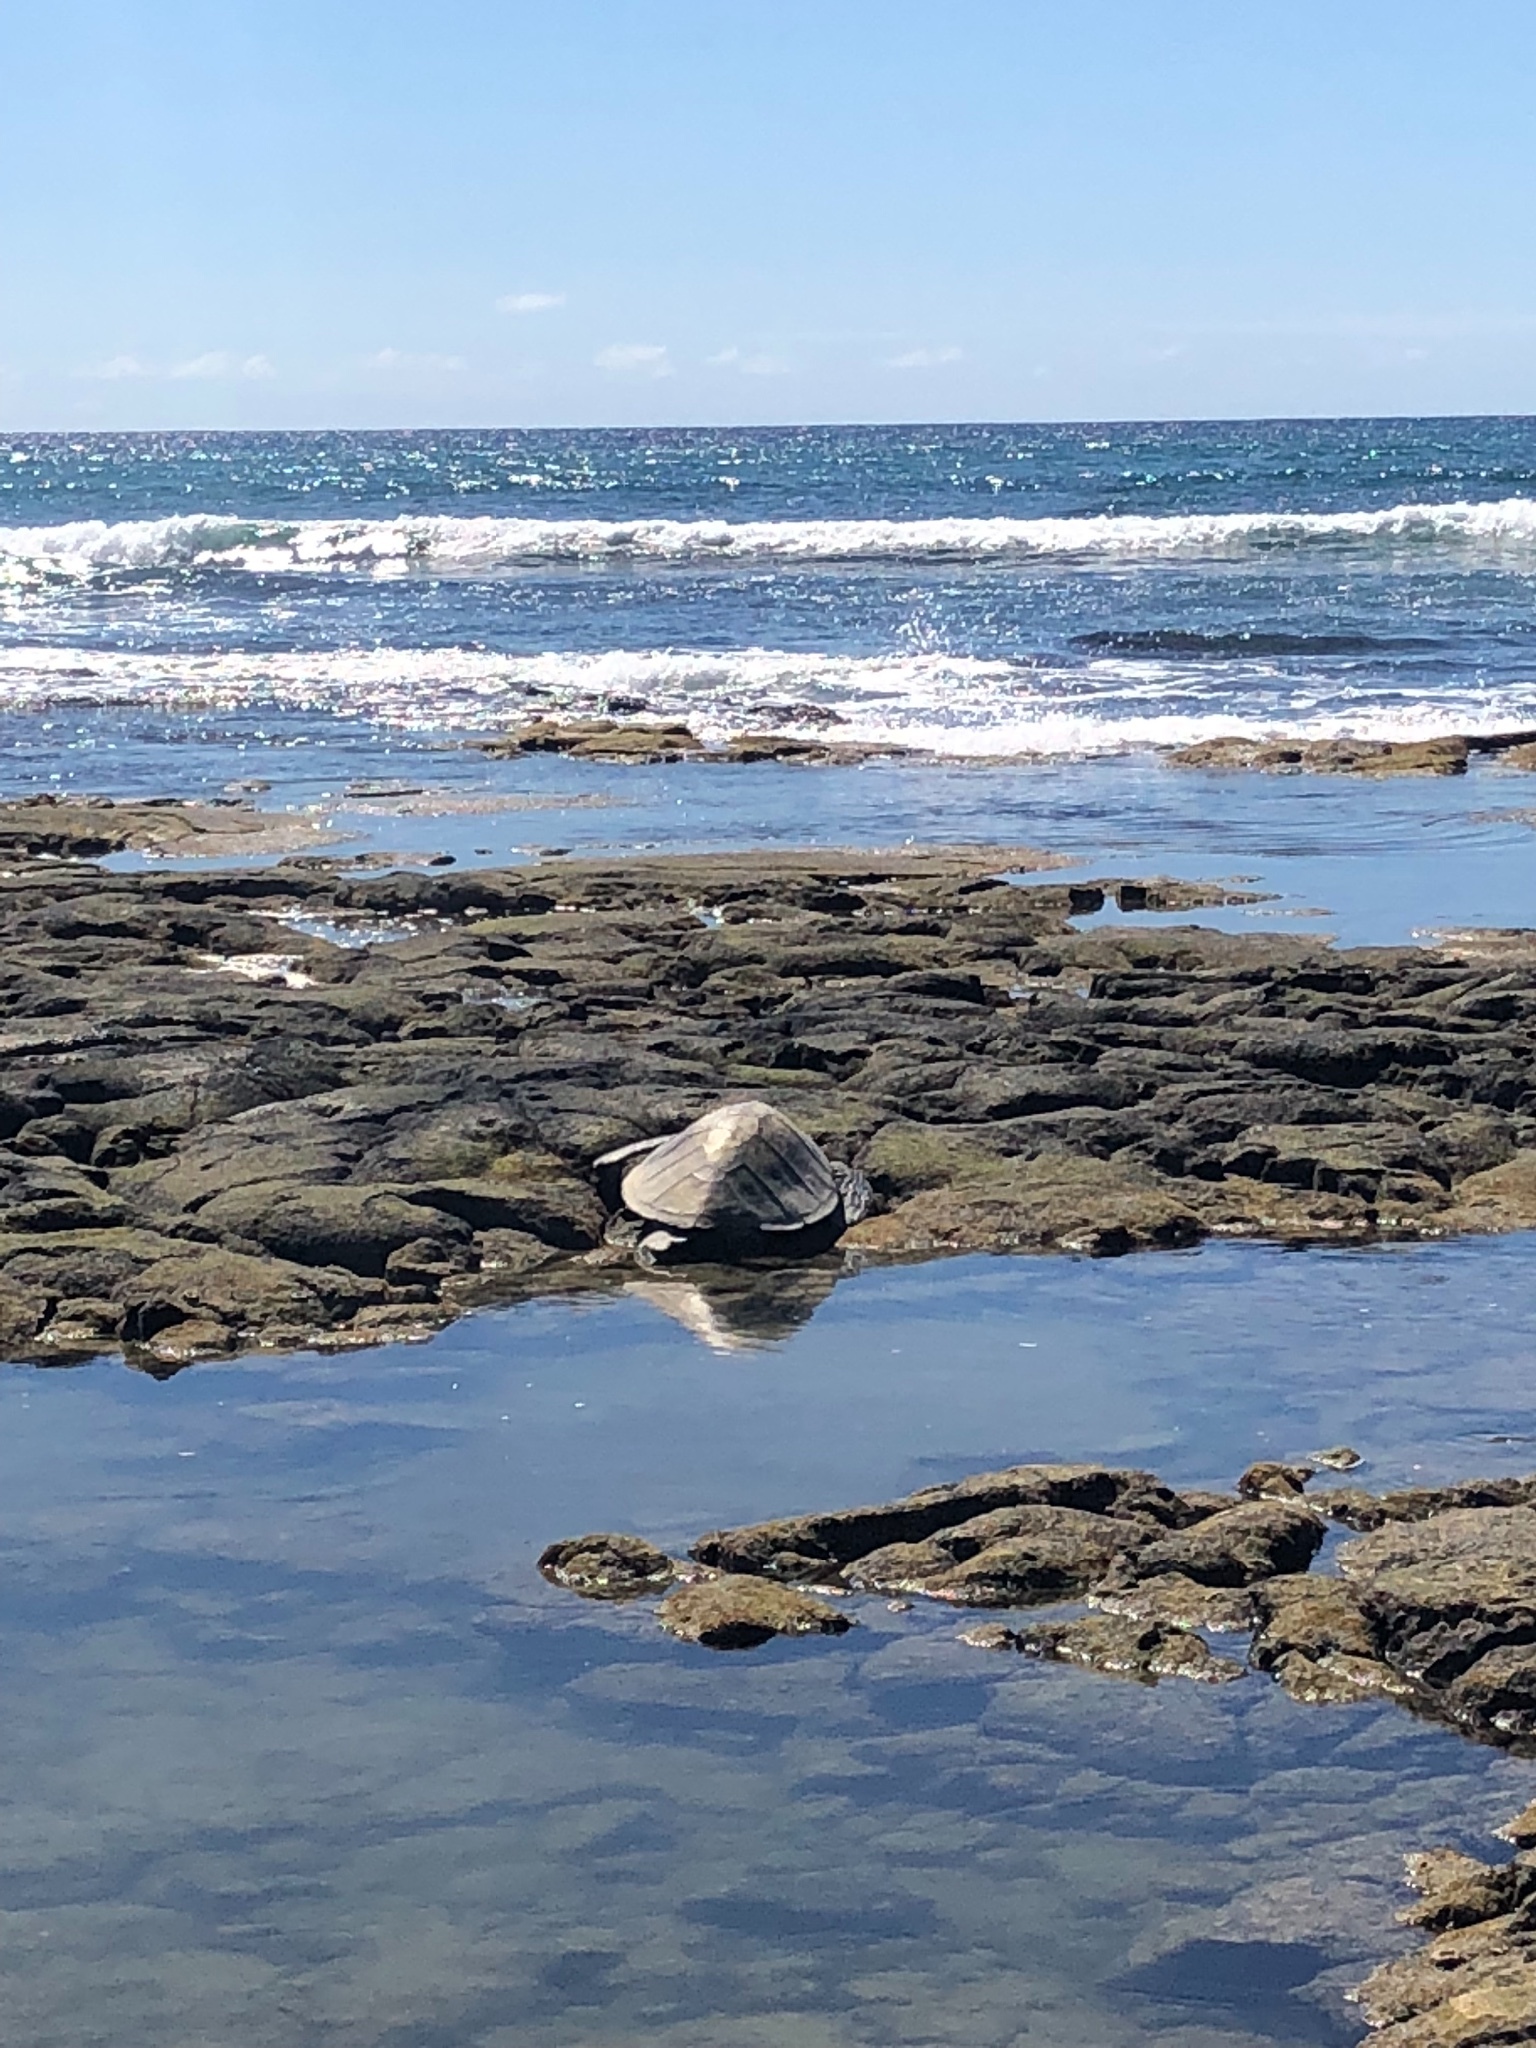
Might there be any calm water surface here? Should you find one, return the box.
[6,1243,1536,2047]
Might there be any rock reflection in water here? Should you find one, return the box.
[622,1263,840,1351]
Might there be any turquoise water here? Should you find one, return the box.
[6,1242,1536,2046]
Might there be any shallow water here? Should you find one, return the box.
[7,1242,1536,2047]
[45,741,1536,952]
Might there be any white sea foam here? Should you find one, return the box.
[5,641,1536,759]
[5,496,1536,582]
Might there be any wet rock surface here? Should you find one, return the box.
[1356,1844,1536,2046]
[7,814,1536,1362]
[472,716,906,766]
[546,1461,1536,1760]
[0,792,336,860]
[537,1532,677,1600]
[1168,730,1536,777]
[655,1577,853,1649]
[966,1611,1248,1683]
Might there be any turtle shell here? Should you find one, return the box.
[617,1100,842,1236]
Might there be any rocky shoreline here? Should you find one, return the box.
[7,795,1536,1365]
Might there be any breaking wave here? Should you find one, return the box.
[5,496,1536,582]
[5,641,1536,760]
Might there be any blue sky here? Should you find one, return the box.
[4,0,1535,428]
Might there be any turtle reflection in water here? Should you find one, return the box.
[595,1100,871,1266]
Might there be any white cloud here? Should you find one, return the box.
[884,346,963,370]
[364,347,466,373]
[496,291,565,315]
[707,346,791,376]
[81,354,153,381]
[594,342,673,378]
[171,352,276,381]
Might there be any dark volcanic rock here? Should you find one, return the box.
[690,1464,1190,1579]
[6,818,1536,1361]
[845,1504,1152,1605]
[1101,1499,1327,1590]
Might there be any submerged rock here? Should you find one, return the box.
[655,1577,852,1649]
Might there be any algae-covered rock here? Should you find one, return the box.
[538,1533,676,1601]
[1350,1828,1536,2047]
[0,1276,48,1355]
[476,718,707,762]
[975,1612,1245,1685]
[655,1577,852,1650]
[843,1153,1205,1258]
[847,1504,1150,1605]
[7,824,1536,1359]
[1106,1499,1326,1590]
[1339,1507,1536,1737]
[691,1463,1179,1578]
[119,1246,382,1348]
[195,1183,474,1278]
[1169,734,1472,776]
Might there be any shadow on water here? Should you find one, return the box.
[1114,1940,1354,2045]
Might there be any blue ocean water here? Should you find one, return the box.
[5,419,1536,766]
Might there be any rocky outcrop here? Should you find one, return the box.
[537,1461,1536,2036]
[1355,1846,1536,2046]
[0,793,335,859]
[1169,735,1476,776]
[544,1461,1536,1756]
[8,818,1536,1362]
[1169,731,1536,777]
[966,1612,1246,1684]
[472,718,906,765]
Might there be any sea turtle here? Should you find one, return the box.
[594,1099,871,1266]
